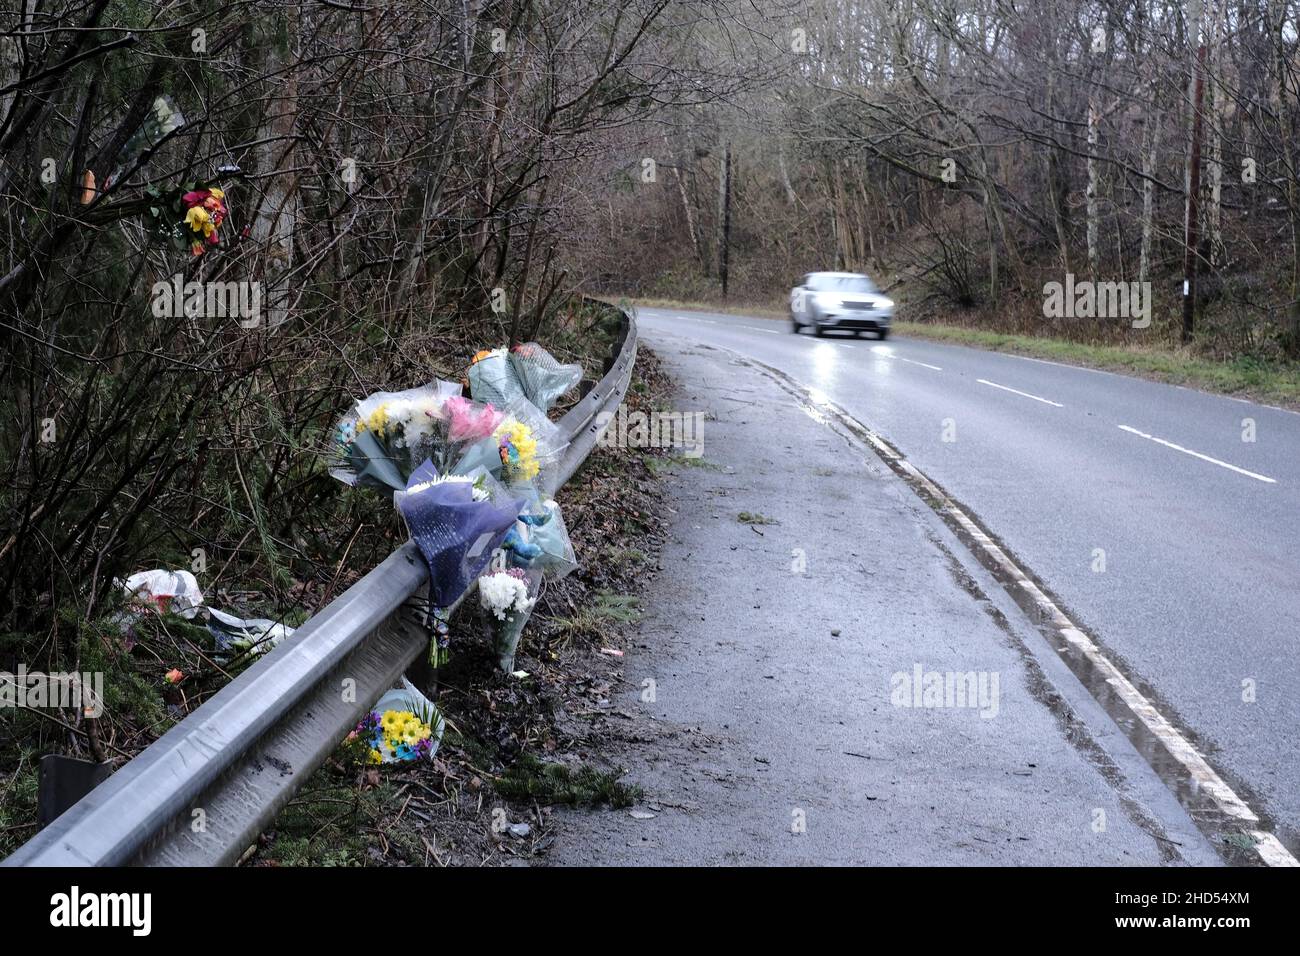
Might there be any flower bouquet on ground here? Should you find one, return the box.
[467,343,582,413]
[344,678,445,765]
[479,566,539,673]
[328,380,483,492]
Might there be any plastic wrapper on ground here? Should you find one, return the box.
[120,569,205,619]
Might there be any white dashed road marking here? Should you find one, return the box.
[976,378,1064,407]
[898,356,942,371]
[1118,425,1277,484]
[866,345,942,370]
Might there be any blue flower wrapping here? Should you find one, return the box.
[398,460,526,606]
[501,493,577,578]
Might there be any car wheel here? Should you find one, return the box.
[878,329,890,340]
[790,314,800,333]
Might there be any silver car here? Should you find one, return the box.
[790,271,894,339]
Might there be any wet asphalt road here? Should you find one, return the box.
[626,307,1300,856]
[547,326,1224,865]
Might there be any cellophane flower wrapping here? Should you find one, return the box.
[508,342,583,412]
[398,459,524,607]
[454,397,568,488]
[466,349,525,408]
[505,494,577,579]
[349,678,445,765]
[468,343,582,413]
[329,380,484,492]
[109,95,185,186]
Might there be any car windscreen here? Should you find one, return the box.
[808,275,877,294]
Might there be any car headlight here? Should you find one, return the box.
[875,296,895,310]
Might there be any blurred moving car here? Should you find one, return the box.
[790,271,894,338]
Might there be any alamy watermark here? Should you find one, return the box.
[50,886,151,936]
[891,663,999,719]
[597,404,704,457]
[1,665,104,718]
[151,273,262,328]
[1042,274,1151,329]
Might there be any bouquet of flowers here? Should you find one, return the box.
[466,348,520,408]
[454,398,567,488]
[327,346,583,672]
[478,566,538,672]
[398,459,524,608]
[329,380,482,492]
[467,343,582,413]
[346,679,445,765]
[144,180,230,257]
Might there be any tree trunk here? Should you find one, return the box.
[1139,113,1161,287]
[984,185,999,301]
[1181,0,1206,344]
[667,134,703,268]
[251,12,302,329]
[717,141,732,297]
[1206,0,1226,268]
[1086,99,1100,277]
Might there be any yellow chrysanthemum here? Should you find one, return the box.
[361,403,392,436]
[208,187,225,200]
[495,420,540,479]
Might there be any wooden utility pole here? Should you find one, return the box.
[1182,0,1206,344]
[717,141,732,298]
